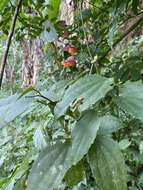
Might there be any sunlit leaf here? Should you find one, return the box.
[0,0,9,11]
[47,0,61,20]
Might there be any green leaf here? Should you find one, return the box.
[132,0,139,14]
[27,111,100,190]
[40,21,58,42]
[0,179,8,189]
[119,139,131,150]
[0,0,9,11]
[128,187,138,190]
[33,127,47,150]
[0,94,20,107]
[14,178,25,190]
[1,157,29,190]
[139,141,143,154]
[98,115,123,135]
[71,111,101,163]
[88,136,127,190]
[18,87,34,100]
[28,112,122,190]
[43,80,70,102]
[47,0,61,20]
[3,180,15,190]
[0,94,33,128]
[64,160,85,187]
[116,81,143,121]
[27,143,72,190]
[55,75,113,118]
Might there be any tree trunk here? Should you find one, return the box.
[21,39,42,88]
[32,40,42,86]
[59,0,74,25]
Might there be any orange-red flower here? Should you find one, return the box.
[63,56,76,68]
[68,46,78,55]
[64,45,78,55]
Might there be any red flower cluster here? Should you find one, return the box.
[63,56,76,68]
[63,45,78,68]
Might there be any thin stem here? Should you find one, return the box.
[79,1,99,74]
[0,0,23,89]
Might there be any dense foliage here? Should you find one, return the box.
[0,0,143,190]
